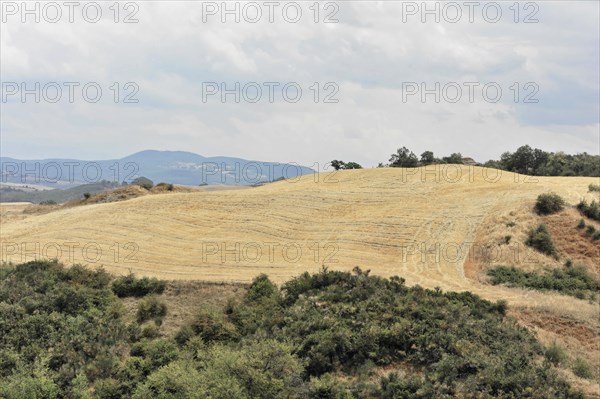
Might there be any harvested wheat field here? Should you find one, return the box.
[0,166,597,306]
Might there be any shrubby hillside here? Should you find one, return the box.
[0,261,586,398]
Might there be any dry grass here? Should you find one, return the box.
[120,280,247,338]
[510,307,600,398]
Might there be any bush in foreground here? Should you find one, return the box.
[534,193,565,215]
[0,261,586,398]
[112,273,166,298]
[526,224,557,257]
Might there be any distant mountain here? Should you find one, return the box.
[0,150,314,188]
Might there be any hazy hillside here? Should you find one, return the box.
[0,181,119,203]
[0,150,314,188]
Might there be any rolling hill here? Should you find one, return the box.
[2,165,599,394]
[1,166,598,310]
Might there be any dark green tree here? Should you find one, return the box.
[420,151,435,165]
[389,147,418,167]
[330,160,345,171]
[442,152,463,164]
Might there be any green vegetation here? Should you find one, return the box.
[534,193,565,215]
[0,261,585,398]
[330,160,363,170]
[577,199,600,221]
[137,296,168,323]
[487,146,599,177]
[111,273,166,297]
[83,192,92,200]
[588,183,600,192]
[525,224,557,258]
[389,146,418,167]
[377,144,599,176]
[577,219,586,229]
[488,264,599,300]
[545,342,567,366]
[572,357,593,379]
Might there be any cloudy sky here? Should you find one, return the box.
[1,1,599,167]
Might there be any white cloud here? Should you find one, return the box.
[1,1,598,165]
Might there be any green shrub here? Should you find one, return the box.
[593,231,600,241]
[504,235,512,244]
[526,224,557,257]
[94,378,123,399]
[132,361,205,399]
[174,324,195,346]
[111,273,166,297]
[488,264,600,299]
[245,274,278,303]
[572,357,593,379]
[588,183,600,192]
[0,368,60,399]
[137,296,167,323]
[308,374,354,398]
[545,342,566,366]
[585,225,596,236]
[576,219,586,229]
[140,323,160,339]
[83,192,91,200]
[189,307,239,343]
[577,199,600,221]
[534,193,565,215]
[130,339,179,371]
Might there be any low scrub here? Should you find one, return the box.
[534,193,565,215]
[526,224,557,257]
[577,199,600,221]
[488,264,600,300]
[572,357,593,379]
[111,273,166,297]
[0,261,586,398]
[137,296,168,323]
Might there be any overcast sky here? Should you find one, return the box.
[1,1,599,167]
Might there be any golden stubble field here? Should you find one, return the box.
[0,166,598,316]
